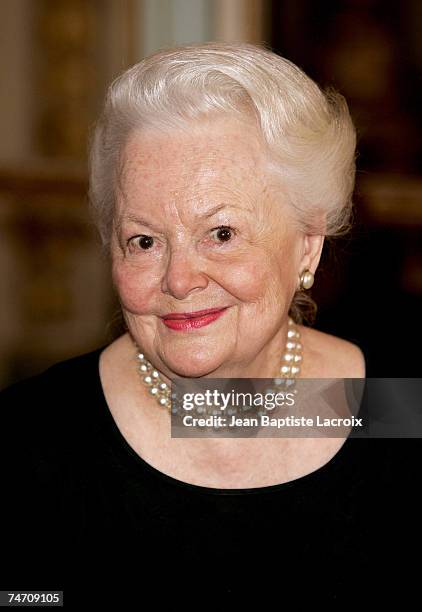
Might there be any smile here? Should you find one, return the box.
[161,307,230,331]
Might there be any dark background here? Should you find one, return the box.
[271,0,422,376]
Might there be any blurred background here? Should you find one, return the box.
[0,0,421,388]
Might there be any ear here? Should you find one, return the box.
[298,233,325,276]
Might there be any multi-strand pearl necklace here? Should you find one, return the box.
[135,317,303,415]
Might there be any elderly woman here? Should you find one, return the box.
[1,42,417,603]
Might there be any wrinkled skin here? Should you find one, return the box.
[111,115,324,382]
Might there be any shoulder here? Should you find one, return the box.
[0,369,49,409]
[0,346,109,476]
[298,325,366,378]
[0,346,107,433]
[0,347,103,401]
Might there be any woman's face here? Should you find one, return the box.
[111,116,307,379]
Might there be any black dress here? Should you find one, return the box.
[0,346,419,604]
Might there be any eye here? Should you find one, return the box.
[210,225,236,243]
[128,235,155,250]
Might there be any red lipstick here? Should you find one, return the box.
[161,307,229,331]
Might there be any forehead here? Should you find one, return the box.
[117,117,270,204]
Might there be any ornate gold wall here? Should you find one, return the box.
[0,0,138,387]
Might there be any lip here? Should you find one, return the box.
[161,307,229,331]
[161,307,228,320]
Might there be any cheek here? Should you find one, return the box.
[220,255,274,303]
[112,260,158,314]
[221,251,295,317]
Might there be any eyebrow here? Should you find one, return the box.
[201,203,250,217]
[116,204,252,231]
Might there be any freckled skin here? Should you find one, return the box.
[111,116,321,380]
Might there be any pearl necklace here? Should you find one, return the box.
[134,317,302,415]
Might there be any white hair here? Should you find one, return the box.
[88,41,357,323]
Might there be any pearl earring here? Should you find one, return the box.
[299,269,314,290]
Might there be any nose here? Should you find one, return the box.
[161,245,208,299]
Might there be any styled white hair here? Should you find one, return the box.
[88,41,357,323]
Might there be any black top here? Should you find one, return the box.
[0,346,420,604]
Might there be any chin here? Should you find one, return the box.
[163,355,224,379]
